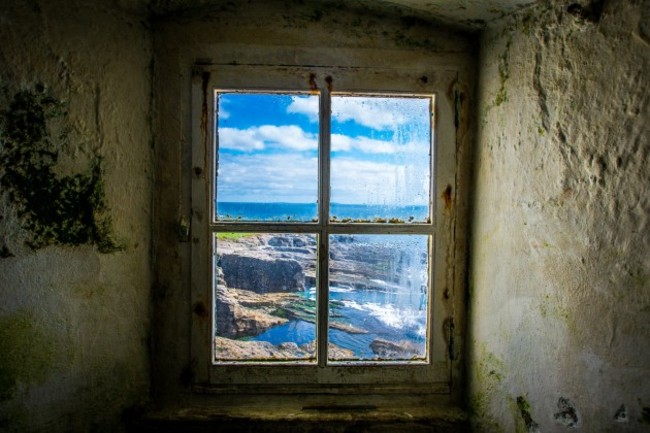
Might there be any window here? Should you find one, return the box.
[191,65,458,393]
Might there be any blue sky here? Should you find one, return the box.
[216,92,432,206]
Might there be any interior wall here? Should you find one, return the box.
[151,0,475,403]
[0,1,152,431]
[469,0,649,431]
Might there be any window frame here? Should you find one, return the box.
[191,64,458,394]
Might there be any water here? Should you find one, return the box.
[216,203,430,361]
[216,201,429,223]
[251,285,427,360]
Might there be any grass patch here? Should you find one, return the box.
[216,232,256,241]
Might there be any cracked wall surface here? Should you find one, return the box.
[469,0,650,431]
[0,1,153,431]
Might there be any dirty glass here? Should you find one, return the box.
[214,232,318,363]
[215,92,319,222]
[327,234,429,362]
[329,95,432,223]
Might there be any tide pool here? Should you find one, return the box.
[251,285,427,360]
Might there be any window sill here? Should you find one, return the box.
[129,394,468,433]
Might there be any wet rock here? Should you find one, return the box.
[219,254,305,293]
[216,286,296,338]
[370,339,422,359]
[214,336,354,361]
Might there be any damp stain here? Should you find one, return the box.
[516,396,539,433]
[0,310,59,402]
[554,397,579,427]
[494,35,512,106]
[641,406,650,424]
[0,84,121,254]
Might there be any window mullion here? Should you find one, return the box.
[317,87,331,368]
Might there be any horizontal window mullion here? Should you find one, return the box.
[327,224,434,234]
[210,223,434,234]
[210,223,320,233]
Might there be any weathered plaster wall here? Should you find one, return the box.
[469,0,649,431]
[152,0,474,403]
[0,1,152,431]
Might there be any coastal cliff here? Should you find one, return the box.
[214,233,425,361]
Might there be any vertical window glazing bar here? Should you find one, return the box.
[317,86,331,367]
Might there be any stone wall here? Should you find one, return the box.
[469,0,650,431]
[0,1,152,431]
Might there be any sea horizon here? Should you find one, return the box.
[216,201,429,222]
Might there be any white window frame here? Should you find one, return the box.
[190,64,458,395]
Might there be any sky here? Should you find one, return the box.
[215,92,432,207]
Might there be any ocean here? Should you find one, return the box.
[216,201,429,223]
[252,285,427,360]
[215,202,430,360]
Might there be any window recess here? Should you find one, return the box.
[191,65,458,393]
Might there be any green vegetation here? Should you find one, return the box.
[216,232,256,240]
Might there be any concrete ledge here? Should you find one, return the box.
[129,395,468,433]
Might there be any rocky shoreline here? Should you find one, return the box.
[214,233,424,361]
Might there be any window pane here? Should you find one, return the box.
[214,233,318,362]
[328,234,429,362]
[215,92,319,222]
[330,95,432,223]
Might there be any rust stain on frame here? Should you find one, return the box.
[442,184,453,210]
[308,73,319,92]
[325,75,333,92]
[193,301,209,319]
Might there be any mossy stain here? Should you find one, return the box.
[494,36,512,107]
[0,84,121,254]
[0,310,57,401]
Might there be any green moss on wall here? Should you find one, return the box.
[0,84,121,254]
[0,310,58,402]
[494,36,512,107]
[469,344,506,432]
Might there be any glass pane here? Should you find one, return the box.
[328,234,429,362]
[215,92,319,222]
[214,232,318,363]
[329,95,432,223]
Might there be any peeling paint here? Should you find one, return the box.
[614,404,628,423]
[554,397,580,428]
[641,406,650,424]
[566,0,605,24]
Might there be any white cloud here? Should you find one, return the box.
[287,96,319,122]
[219,127,265,151]
[288,96,430,133]
[217,153,429,205]
[217,153,318,203]
[219,125,317,152]
[332,97,428,131]
[331,133,428,155]
[330,157,429,205]
[331,134,352,152]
